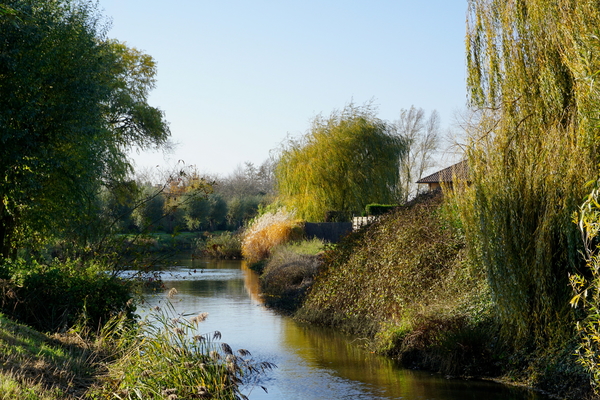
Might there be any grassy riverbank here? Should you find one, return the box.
[0,299,273,399]
[0,255,272,399]
[0,313,99,399]
[256,192,593,399]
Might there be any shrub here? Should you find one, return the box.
[198,232,242,259]
[260,246,323,312]
[0,259,135,332]
[241,209,303,265]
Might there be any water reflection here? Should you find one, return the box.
[140,258,547,400]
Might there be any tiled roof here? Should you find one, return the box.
[416,160,469,184]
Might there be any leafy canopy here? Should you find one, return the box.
[0,0,170,258]
[458,0,600,342]
[275,103,407,222]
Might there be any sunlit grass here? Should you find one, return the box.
[0,313,93,399]
[276,237,325,256]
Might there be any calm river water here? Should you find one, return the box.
[139,258,548,400]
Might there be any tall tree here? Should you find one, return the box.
[0,0,170,258]
[275,103,407,222]
[394,107,440,202]
[459,0,600,342]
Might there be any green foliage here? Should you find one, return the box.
[95,301,275,399]
[226,195,262,229]
[132,186,167,232]
[0,0,169,259]
[459,0,600,344]
[0,259,135,332]
[178,191,223,232]
[100,180,140,233]
[570,186,600,392]
[182,193,211,231]
[275,102,407,222]
[208,193,228,230]
[198,232,242,259]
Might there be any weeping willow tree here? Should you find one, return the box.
[276,103,407,222]
[459,0,600,343]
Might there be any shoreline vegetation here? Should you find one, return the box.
[0,283,274,399]
[0,192,593,399]
[248,192,595,400]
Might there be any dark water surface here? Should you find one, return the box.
[140,258,548,400]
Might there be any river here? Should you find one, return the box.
[139,258,548,400]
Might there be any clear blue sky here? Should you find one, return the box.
[99,0,468,176]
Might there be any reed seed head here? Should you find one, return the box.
[237,348,251,357]
[190,312,209,324]
[173,327,185,336]
[221,343,233,355]
[227,362,236,373]
[167,287,178,298]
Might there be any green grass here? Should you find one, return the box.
[0,313,95,399]
[276,238,325,256]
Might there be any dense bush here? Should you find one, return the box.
[197,232,242,259]
[260,245,323,312]
[0,259,135,332]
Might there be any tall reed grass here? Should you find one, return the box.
[94,299,275,399]
[241,209,303,265]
